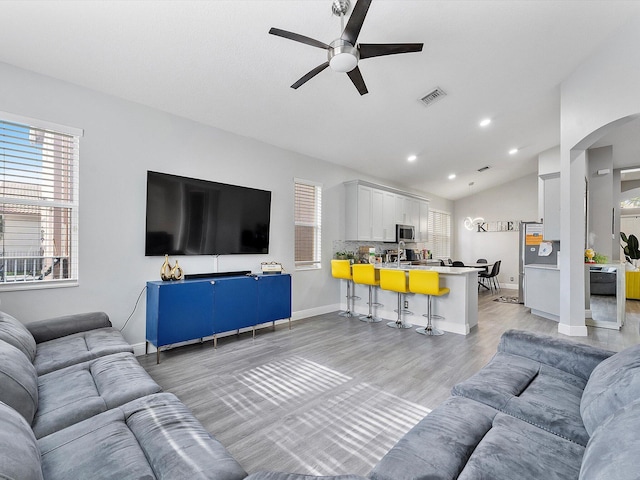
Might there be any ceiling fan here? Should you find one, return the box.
[269,0,423,95]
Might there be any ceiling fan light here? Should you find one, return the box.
[328,39,359,72]
[330,52,358,72]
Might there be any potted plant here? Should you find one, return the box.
[620,232,640,266]
[335,250,356,262]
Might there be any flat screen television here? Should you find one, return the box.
[145,171,271,256]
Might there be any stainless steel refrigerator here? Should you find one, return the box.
[518,221,544,303]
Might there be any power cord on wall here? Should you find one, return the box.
[120,285,146,332]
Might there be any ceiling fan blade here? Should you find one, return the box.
[269,27,330,50]
[341,0,372,45]
[359,43,424,59]
[347,66,368,96]
[291,62,330,89]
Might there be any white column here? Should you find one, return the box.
[559,149,588,336]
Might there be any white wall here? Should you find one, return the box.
[453,173,538,287]
[586,146,614,259]
[560,16,640,335]
[0,61,452,349]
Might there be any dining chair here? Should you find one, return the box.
[479,260,501,292]
[452,261,465,267]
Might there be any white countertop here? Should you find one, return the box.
[525,263,559,270]
[373,263,478,275]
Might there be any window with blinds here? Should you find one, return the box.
[428,209,451,259]
[0,113,81,287]
[294,179,322,270]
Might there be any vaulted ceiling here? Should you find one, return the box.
[1,1,639,199]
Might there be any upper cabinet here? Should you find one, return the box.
[541,173,561,241]
[344,180,429,242]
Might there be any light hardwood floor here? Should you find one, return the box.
[139,288,640,476]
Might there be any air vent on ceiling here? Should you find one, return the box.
[420,87,447,107]
[477,166,490,172]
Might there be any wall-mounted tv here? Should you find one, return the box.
[145,171,271,256]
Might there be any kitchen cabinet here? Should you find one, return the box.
[541,173,560,240]
[146,274,292,362]
[418,200,429,242]
[346,183,383,241]
[345,180,429,242]
[382,191,397,241]
[524,265,559,321]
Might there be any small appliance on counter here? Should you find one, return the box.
[261,262,283,274]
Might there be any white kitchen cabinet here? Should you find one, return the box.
[382,191,397,241]
[371,189,384,241]
[344,180,429,242]
[541,173,560,240]
[418,200,429,242]
[524,264,560,321]
[345,183,373,241]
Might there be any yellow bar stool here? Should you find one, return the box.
[409,270,449,336]
[379,269,413,329]
[352,264,383,323]
[331,259,359,317]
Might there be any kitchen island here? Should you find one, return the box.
[341,264,478,335]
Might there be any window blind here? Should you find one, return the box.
[294,180,322,269]
[0,116,80,287]
[428,209,451,259]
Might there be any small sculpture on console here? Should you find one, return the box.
[160,254,172,281]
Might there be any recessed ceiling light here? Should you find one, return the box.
[509,148,518,155]
[448,174,456,180]
[479,118,491,127]
[407,155,417,162]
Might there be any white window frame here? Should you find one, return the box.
[0,111,82,291]
[294,178,322,271]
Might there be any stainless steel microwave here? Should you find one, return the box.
[396,224,416,242]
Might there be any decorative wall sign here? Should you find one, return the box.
[475,220,520,233]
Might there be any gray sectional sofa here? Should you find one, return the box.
[0,310,247,480]
[1,309,639,480]
[369,329,640,480]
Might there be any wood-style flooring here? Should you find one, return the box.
[139,288,640,477]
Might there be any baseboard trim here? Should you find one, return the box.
[558,323,589,337]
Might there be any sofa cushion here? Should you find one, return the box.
[26,311,112,343]
[33,326,133,375]
[32,352,162,438]
[0,401,43,480]
[0,310,37,362]
[0,340,39,425]
[580,398,640,480]
[452,351,590,445]
[370,396,584,480]
[38,393,247,480]
[581,343,640,436]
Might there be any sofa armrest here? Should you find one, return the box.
[498,329,614,380]
[26,311,113,343]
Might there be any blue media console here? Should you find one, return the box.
[146,273,292,363]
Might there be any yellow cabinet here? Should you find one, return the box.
[625,271,640,299]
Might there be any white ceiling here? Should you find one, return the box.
[1,0,640,200]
